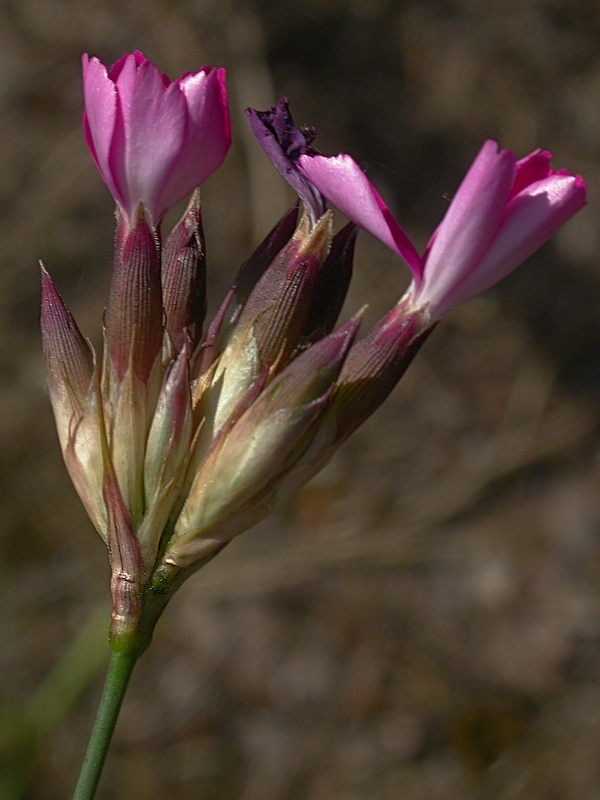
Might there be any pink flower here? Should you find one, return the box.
[299,142,587,320]
[83,51,231,225]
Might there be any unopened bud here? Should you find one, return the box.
[237,210,332,367]
[197,205,300,374]
[300,222,356,344]
[201,211,333,448]
[41,267,107,539]
[161,191,206,352]
[164,314,360,568]
[41,266,94,400]
[226,205,300,329]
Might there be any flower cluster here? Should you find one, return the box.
[42,54,587,649]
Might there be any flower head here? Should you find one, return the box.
[299,141,587,320]
[44,79,589,653]
[83,51,231,225]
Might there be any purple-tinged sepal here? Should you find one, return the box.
[332,297,432,445]
[246,99,325,225]
[41,267,107,540]
[161,191,206,354]
[104,205,163,384]
[163,315,361,568]
[102,205,164,525]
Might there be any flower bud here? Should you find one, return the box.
[161,191,206,353]
[164,315,361,568]
[198,204,299,373]
[41,267,107,539]
[200,210,333,449]
[237,210,333,365]
[300,222,356,344]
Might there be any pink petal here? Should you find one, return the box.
[415,140,517,312]
[108,50,147,81]
[440,173,587,313]
[299,153,423,280]
[158,68,231,215]
[116,58,188,222]
[82,55,122,206]
[83,52,231,223]
[510,148,553,199]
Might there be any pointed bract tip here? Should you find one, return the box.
[41,267,94,400]
[295,208,333,260]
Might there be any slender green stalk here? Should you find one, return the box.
[71,646,139,800]
[69,556,214,800]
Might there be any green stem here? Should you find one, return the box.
[71,646,139,800]
[69,553,220,800]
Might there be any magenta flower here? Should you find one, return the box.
[83,51,231,225]
[299,141,587,319]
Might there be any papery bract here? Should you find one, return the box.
[83,51,231,225]
[166,315,361,567]
[41,267,107,540]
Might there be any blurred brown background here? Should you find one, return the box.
[2,0,600,798]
